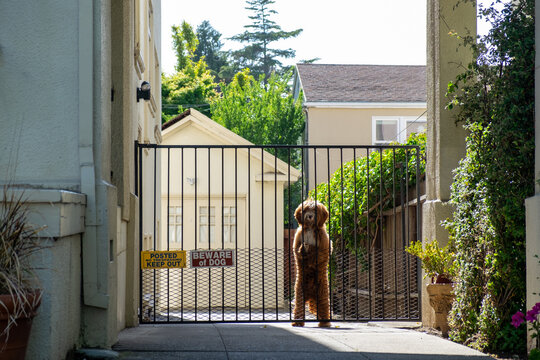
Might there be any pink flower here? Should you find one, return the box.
[526,307,539,322]
[512,311,525,328]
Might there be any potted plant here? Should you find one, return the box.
[406,239,456,337]
[0,187,43,358]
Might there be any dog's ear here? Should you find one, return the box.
[294,202,304,225]
[317,203,329,228]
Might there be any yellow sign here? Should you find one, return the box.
[141,251,187,269]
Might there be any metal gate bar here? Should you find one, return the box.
[136,143,423,324]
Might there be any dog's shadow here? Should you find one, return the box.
[293,324,356,331]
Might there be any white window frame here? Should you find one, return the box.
[198,205,237,249]
[372,116,427,145]
[199,206,216,248]
[168,206,183,245]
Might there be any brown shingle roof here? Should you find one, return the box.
[296,64,426,103]
[162,108,191,131]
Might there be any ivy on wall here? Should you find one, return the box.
[445,0,535,353]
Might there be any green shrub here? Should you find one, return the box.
[406,239,456,283]
[308,132,426,254]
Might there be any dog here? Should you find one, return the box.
[292,199,331,327]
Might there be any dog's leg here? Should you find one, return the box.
[317,261,331,328]
[292,269,305,327]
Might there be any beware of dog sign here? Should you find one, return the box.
[190,250,235,268]
[141,251,187,269]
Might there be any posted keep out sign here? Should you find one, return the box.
[190,250,235,268]
[141,251,187,269]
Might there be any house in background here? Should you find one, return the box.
[293,64,426,189]
[155,109,301,311]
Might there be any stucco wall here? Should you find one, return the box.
[27,235,82,360]
[0,1,81,190]
[422,0,475,328]
[0,0,162,356]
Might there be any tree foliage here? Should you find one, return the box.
[230,0,302,80]
[161,59,218,122]
[210,69,305,226]
[163,22,219,122]
[172,21,198,72]
[444,0,535,353]
[194,20,231,82]
[210,69,305,153]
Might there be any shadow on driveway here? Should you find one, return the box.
[113,322,494,360]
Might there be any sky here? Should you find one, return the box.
[161,0,493,76]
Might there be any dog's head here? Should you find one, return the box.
[294,200,329,229]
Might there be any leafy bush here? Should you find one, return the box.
[444,0,534,353]
[308,133,426,253]
[406,239,456,283]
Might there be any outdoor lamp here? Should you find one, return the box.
[137,81,151,102]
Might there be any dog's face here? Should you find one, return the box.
[294,200,329,229]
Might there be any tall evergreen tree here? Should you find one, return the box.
[194,20,229,81]
[230,0,302,80]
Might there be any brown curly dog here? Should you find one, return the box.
[292,199,331,327]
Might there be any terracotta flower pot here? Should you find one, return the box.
[0,291,41,360]
[426,283,454,337]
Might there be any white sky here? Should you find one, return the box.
[161,0,494,76]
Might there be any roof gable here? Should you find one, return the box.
[161,109,301,179]
[295,64,426,104]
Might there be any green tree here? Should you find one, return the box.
[161,59,218,122]
[194,20,230,82]
[444,0,534,353]
[172,21,198,71]
[163,21,219,122]
[210,69,304,153]
[230,0,302,80]
[210,69,305,225]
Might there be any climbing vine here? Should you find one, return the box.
[445,0,535,353]
[308,133,426,253]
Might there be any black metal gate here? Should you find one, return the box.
[135,142,422,324]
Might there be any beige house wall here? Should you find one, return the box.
[306,107,426,190]
[156,114,298,310]
[111,0,162,331]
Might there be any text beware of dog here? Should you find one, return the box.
[141,251,187,269]
[191,250,235,268]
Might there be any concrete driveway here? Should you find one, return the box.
[112,322,494,360]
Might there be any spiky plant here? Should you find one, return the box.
[0,187,44,340]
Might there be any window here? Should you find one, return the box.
[199,206,215,247]
[372,116,426,144]
[198,205,237,248]
[405,118,427,139]
[375,119,399,144]
[223,206,236,244]
[168,206,182,244]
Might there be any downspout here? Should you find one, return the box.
[79,0,108,309]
